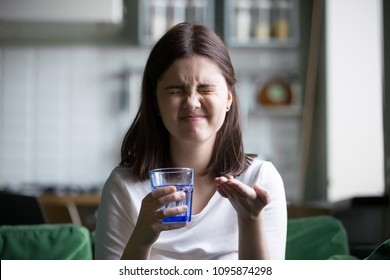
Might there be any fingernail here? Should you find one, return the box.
[165,186,176,194]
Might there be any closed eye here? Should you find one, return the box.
[164,85,186,95]
[198,84,217,94]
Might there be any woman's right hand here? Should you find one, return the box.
[121,186,187,259]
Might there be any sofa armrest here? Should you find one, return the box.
[365,239,390,260]
[286,216,350,260]
[0,223,92,260]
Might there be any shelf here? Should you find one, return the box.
[223,0,299,48]
[137,0,215,46]
[136,0,299,48]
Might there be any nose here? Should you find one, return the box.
[183,91,201,110]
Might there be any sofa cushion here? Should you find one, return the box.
[365,238,390,260]
[0,223,92,260]
[286,216,350,260]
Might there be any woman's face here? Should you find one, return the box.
[156,55,233,146]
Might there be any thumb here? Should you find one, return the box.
[253,184,270,205]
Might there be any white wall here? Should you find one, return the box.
[326,0,384,201]
[0,46,145,192]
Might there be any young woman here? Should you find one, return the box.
[94,22,287,260]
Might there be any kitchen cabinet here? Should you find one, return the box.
[0,0,124,44]
[0,0,123,23]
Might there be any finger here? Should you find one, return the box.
[161,205,188,219]
[253,184,270,204]
[216,174,234,180]
[156,191,186,208]
[214,177,228,185]
[216,185,229,198]
[218,183,236,198]
[150,185,177,199]
[215,177,238,197]
[219,178,255,199]
[215,181,241,199]
[144,186,177,203]
[153,205,189,231]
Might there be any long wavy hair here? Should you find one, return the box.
[120,22,251,180]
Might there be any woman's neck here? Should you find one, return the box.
[169,138,214,175]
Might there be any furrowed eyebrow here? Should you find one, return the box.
[163,84,216,91]
[197,84,216,89]
[164,85,185,91]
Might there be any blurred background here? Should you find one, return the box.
[0,0,389,258]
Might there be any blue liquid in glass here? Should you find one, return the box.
[153,184,193,223]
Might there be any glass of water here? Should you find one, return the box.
[149,167,194,223]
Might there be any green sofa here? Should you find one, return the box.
[0,216,388,260]
[286,215,351,259]
[0,223,93,260]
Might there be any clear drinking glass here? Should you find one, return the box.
[149,167,194,223]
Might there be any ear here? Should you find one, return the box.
[227,91,233,108]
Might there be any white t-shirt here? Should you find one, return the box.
[94,158,287,260]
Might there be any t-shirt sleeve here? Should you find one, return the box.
[258,161,288,260]
[94,168,137,260]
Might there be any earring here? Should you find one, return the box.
[226,106,231,112]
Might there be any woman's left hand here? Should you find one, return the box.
[214,176,270,221]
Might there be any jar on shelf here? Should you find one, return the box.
[251,0,272,41]
[234,0,251,43]
[271,0,291,40]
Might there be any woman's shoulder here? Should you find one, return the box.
[109,165,133,177]
[100,165,150,203]
[239,156,283,186]
[104,165,146,190]
[240,157,285,203]
[244,156,275,173]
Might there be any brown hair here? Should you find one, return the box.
[120,22,251,180]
